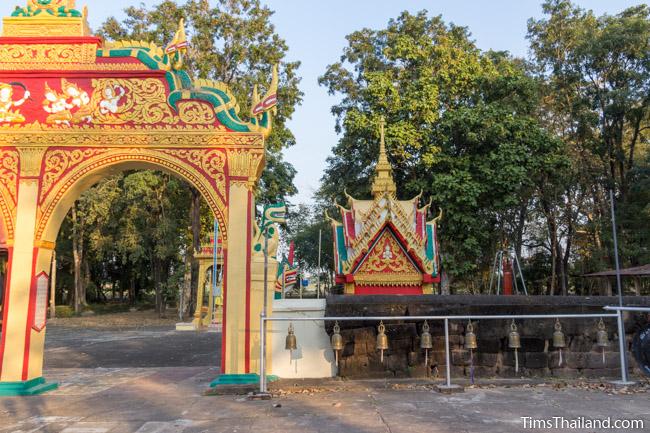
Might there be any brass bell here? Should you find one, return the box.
[508,321,521,349]
[331,321,344,366]
[552,319,566,348]
[420,321,433,350]
[420,321,433,368]
[331,322,344,351]
[596,318,609,366]
[376,321,389,363]
[509,320,521,373]
[596,318,609,348]
[465,321,478,350]
[285,323,297,351]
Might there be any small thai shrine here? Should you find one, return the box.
[330,119,441,295]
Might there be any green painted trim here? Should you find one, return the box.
[0,377,58,396]
[209,374,279,388]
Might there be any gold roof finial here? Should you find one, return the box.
[371,116,397,198]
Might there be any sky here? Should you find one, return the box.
[46,1,647,204]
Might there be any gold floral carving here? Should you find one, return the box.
[40,148,111,203]
[0,124,264,148]
[17,147,46,176]
[0,149,19,203]
[159,149,226,198]
[90,78,177,125]
[228,149,264,179]
[0,149,19,241]
[354,230,422,286]
[0,43,96,65]
[0,62,149,72]
[178,101,217,125]
[36,149,228,242]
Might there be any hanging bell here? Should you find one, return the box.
[465,321,478,350]
[331,321,344,367]
[420,321,433,350]
[285,323,297,351]
[331,322,344,351]
[376,321,389,363]
[596,319,609,348]
[552,319,566,348]
[508,320,521,349]
[420,320,433,368]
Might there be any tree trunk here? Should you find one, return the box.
[83,257,90,303]
[153,257,163,317]
[189,188,202,316]
[71,205,85,314]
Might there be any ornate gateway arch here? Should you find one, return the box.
[0,1,276,393]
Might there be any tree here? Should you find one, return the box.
[53,0,303,314]
[98,0,302,203]
[286,204,334,290]
[527,0,650,289]
[318,11,565,288]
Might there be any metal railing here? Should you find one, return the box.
[258,310,633,394]
[605,305,650,385]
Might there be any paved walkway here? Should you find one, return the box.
[1,322,649,432]
[44,325,220,368]
[1,367,649,432]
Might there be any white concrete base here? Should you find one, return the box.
[175,322,197,331]
[270,299,336,379]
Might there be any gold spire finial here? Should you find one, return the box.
[371,116,397,198]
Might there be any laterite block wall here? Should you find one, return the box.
[325,295,650,379]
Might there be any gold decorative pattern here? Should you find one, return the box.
[159,149,226,198]
[40,148,111,202]
[227,149,264,180]
[0,149,19,203]
[0,43,96,65]
[0,149,19,241]
[36,149,228,242]
[17,147,45,176]
[0,62,150,71]
[2,17,89,37]
[89,78,177,125]
[178,101,217,125]
[0,123,264,148]
[354,230,422,286]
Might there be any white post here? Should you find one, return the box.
[317,229,322,299]
[49,251,57,318]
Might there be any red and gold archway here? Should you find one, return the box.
[0,0,276,393]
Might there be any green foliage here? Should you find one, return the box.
[286,204,332,274]
[318,3,649,294]
[54,0,303,310]
[318,11,566,283]
[98,0,303,203]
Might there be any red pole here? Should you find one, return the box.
[502,256,513,296]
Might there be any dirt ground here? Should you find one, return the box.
[49,309,182,329]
